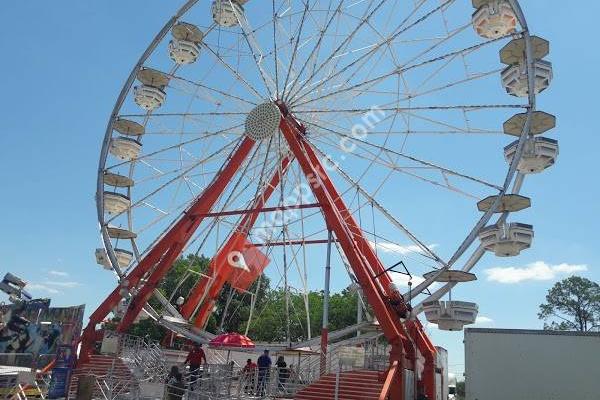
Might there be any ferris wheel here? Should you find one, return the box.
[88,0,555,378]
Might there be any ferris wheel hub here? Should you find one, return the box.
[245,101,282,141]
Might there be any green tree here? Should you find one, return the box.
[158,254,211,305]
[329,289,359,331]
[456,380,465,400]
[125,252,365,342]
[212,276,271,334]
[538,276,600,332]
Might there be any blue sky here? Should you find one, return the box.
[0,1,598,377]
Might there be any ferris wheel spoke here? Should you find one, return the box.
[292,30,519,108]
[105,143,243,224]
[280,0,310,100]
[230,1,278,96]
[410,68,504,102]
[308,144,448,267]
[271,0,281,95]
[106,124,244,171]
[133,167,217,186]
[288,0,456,104]
[290,0,389,100]
[118,113,249,122]
[130,111,248,117]
[296,104,526,114]
[202,42,265,99]
[284,0,346,99]
[300,106,505,136]
[304,119,503,190]
[168,74,258,106]
[308,133,487,200]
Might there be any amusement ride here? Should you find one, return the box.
[85,0,556,398]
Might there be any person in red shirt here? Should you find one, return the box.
[242,358,257,394]
[184,343,207,390]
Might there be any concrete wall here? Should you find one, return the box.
[465,328,600,400]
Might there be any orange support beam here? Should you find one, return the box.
[79,137,255,361]
[379,360,400,400]
[407,319,437,400]
[279,110,407,355]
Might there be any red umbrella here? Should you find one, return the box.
[210,333,255,348]
[209,333,255,363]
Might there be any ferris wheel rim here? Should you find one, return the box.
[95,0,542,313]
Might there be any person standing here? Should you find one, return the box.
[256,349,272,397]
[242,358,257,394]
[416,384,430,400]
[185,343,207,390]
[166,365,180,385]
[276,355,289,393]
[166,373,186,400]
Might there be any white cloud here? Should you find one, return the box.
[26,279,81,295]
[44,281,81,288]
[27,284,61,294]
[48,270,69,277]
[485,261,587,284]
[369,241,438,256]
[474,316,494,325]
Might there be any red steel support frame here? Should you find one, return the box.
[179,154,293,327]
[279,107,413,398]
[406,319,437,400]
[82,104,436,399]
[79,137,255,363]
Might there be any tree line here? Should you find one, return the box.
[128,254,363,342]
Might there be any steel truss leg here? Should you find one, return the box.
[79,137,255,363]
[279,110,435,399]
[406,319,437,400]
[279,113,409,346]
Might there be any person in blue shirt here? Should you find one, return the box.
[256,349,272,397]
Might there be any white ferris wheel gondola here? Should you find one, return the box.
[113,118,145,137]
[106,226,136,240]
[103,172,134,188]
[421,270,479,331]
[504,137,559,174]
[133,68,169,111]
[211,0,244,27]
[169,22,204,65]
[95,248,134,270]
[472,0,517,39]
[423,301,480,331]
[478,222,534,257]
[103,192,131,214]
[500,36,553,97]
[109,137,142,161]
[503,110,556,137]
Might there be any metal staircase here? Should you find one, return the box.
[295,370,385,400]
[68,333,167,399]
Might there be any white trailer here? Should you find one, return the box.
[435,346,450,400]
[464,328,600,400]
